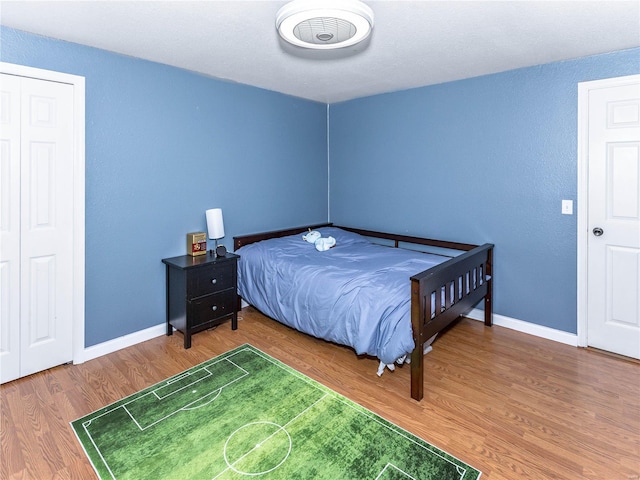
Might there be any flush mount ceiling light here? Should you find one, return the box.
[276,0,374,50]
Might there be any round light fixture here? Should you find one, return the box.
[276,0,374,50]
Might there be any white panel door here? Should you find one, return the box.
[20,76,74,377]
[587,77,640,359]
[0,73,74,382]
[0,74,21,381]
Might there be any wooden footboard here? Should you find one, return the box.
[336,227,494,401]
[233,223,493,402]
[409,243,493,400]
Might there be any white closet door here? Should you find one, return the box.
[0,74,22,381]
[0,73,74,382]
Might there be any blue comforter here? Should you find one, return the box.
[236,227,447,364]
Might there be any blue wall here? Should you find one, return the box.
[4,26,639,343]
[1,27,328,346]
[329,48,640,333]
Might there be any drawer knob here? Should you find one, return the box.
[211,278,217,284]
[211,305,218,311]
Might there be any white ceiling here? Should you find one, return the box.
[1,0,639,103]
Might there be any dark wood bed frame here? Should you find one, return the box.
[234,223,494,401]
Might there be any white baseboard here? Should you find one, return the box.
[74,309,578,365]
[466,308,578,347]
[74,323,166,364]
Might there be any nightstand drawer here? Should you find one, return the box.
[188,262,235,299]
[189,289,237,326]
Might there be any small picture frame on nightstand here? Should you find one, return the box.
[187,232,207,256]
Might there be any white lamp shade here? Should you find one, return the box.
[206,208,225,240]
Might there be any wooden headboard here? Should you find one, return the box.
[233,223,331,251]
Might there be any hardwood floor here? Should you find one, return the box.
[1,307,639,479]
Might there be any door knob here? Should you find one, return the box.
[592,227,604,236]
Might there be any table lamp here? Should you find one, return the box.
[205,208,226,257]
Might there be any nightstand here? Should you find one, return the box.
[162,252,240,348]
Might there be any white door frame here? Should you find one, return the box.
[0,61,86,364]
[576,74,640,348]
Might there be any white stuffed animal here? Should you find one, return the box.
[302,230,321,243]
[314,236,336,252]
[302,230,336,251]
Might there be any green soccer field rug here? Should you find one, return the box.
[72,344,481,479]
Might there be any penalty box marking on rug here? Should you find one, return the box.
[126,358,248,430]
[375,463,417,480]
[105,358,249,431]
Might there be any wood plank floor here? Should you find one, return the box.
[1,307,639,479]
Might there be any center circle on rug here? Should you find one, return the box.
[223,421,292,475]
